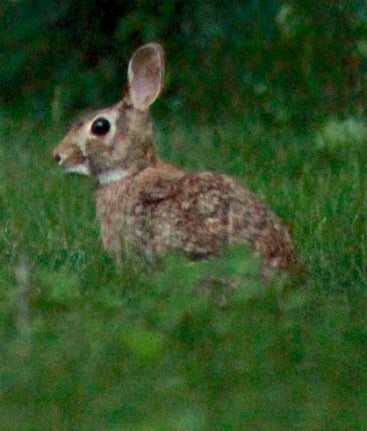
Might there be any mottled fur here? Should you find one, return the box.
[53,43,297,270]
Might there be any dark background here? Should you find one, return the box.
[1,0,365,126]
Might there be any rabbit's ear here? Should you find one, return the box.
[127,43,165,111]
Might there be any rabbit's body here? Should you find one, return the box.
[53,43,296,269]
[96,165,294,267]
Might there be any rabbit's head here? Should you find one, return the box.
[53,43,165,181]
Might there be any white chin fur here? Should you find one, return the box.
[66,163,91,176]
[98,167,129,185]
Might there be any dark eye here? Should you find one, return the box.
[91,117,111,136]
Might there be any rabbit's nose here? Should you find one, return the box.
[54,153,61,163]
[53,151,65,165]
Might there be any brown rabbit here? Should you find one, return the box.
[53,43,297,269]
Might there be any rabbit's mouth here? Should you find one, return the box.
[54,153,90,176]
[53,146,91,176]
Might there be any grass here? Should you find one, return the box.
[0,111,367,430]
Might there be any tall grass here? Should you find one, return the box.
[0,112,367,430]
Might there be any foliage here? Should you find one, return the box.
[0,0,366,124]
[0,113,367,429]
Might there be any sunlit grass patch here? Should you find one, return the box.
[315,117,367,150]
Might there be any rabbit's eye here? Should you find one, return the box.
[91,117,111,136]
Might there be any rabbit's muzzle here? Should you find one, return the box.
[53,141,90,176]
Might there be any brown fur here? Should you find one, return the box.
[53,43,297,270]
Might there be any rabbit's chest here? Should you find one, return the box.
[95,181,164,253]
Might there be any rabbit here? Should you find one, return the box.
[53,42,297,270]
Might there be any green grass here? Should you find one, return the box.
[1,113,367,430]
